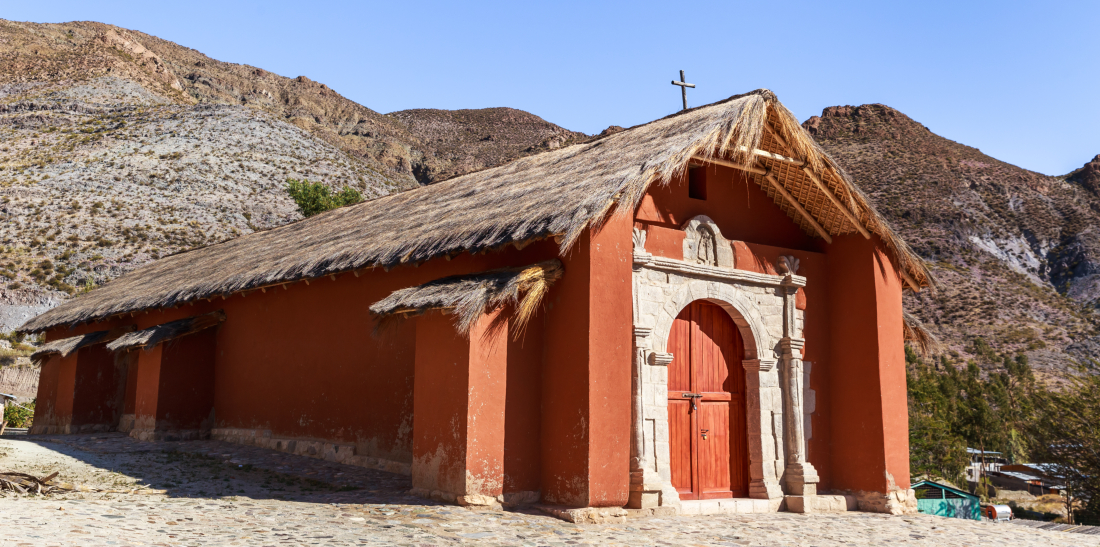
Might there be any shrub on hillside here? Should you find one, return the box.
[3,400,34,428]
[285,179,363,218]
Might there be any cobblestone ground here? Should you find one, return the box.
[1,434,1095,546]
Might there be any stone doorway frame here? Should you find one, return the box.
[628,216,814,512]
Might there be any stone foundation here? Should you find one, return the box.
[118,413,136,433]
[847,488,919,515]
[210,427,411,476]
[535,505,629,524]
[409,488,540,509]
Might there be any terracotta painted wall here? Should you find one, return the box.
[636,165,821,253]
[156,329,218,431]
[207,240,562,465]
[122,351,140,416]
[134,345,164,423]
[504,311,543,494]
[586,212,634,507]
[412,310,476,495]
[825,234,910,493]
[31,355,61,428]
[53,352,79,424]
[71,345,126,428]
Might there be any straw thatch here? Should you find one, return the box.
[903,310,940,356]
[106,310,226,352]
[371,260,563,337]
[30,325,135,363]
[19,89,930,334]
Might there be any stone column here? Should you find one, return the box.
[778,263,819,498]
[780,337,818,496]
[628,326,661,509]
[745,358,783,500]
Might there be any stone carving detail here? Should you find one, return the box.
[682,216,734,268]
[777,255,800,276]
[696,227,717,266]
[632,227,648,254]
[648,352,674,366]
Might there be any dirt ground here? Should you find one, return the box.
[1,433,1096,546]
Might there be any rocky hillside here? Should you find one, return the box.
[387,107,587,182]
[805,105,1100,379]
[0,19,589,331]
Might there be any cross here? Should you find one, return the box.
[671,70,695,111]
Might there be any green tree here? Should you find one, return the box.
[1030,374,1100,525]
[285,179,363,218]
[906,347,968,483]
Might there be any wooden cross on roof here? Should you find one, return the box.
[671,70,695,111]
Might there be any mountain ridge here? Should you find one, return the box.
[805,103,1100,379]
[3,19,1100,383]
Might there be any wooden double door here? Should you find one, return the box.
[668,300,749,500]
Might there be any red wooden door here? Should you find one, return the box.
[667,300,748,500]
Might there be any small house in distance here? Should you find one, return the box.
[912,480,981,520]
[19,90,930,518]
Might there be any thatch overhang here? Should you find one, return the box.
[19,89,930,334]
[903,310,940,356]
[370,260,564,336]
[29,325,136,363]
[106,310,227,352]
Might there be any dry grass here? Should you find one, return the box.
[21,89,929,334]
[370,260,563,338]
[106,310,225,351]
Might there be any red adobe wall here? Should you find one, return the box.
[70,344,126,429]
[30,354,62,432]
[825,234,910,494]
[133,345,164,429]
[156,329,218,431]
[504,310,543,494]
[412,308,512,500]
[541,211,633,507]
[207,240,562,466]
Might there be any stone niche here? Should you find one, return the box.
[682,215,735,268]
[629,215,810,514]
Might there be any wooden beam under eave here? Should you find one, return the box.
[760,167,833,244]
[900,269,921,293]
[691,156,767,175]
[761,123,872,240]
[801,166,872,239]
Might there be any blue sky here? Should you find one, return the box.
[8,1,1098,175]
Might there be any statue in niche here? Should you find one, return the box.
[696,227,717,266]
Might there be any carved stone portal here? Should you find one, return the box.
[682,216,734,269]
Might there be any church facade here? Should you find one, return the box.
[22,90,925,518]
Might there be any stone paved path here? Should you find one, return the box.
[1,434,1096,546]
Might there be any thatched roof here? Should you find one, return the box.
[370,260,563,336]
[106,310,226,352]
[30,325,135,363]
[20,89,930,334]
[903,310,940,356]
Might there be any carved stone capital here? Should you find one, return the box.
[633,326,653,339]
[779,338,805,359]
[649,352,674,367]
[743,358,777,372]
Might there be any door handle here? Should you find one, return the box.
[701,429,709,440]
[682,393,701,412]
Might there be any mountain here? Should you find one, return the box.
[0,19,587,331]
[805,105,1100,380]
[388,107,587,183]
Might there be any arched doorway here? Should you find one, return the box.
[667,300,749,499]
